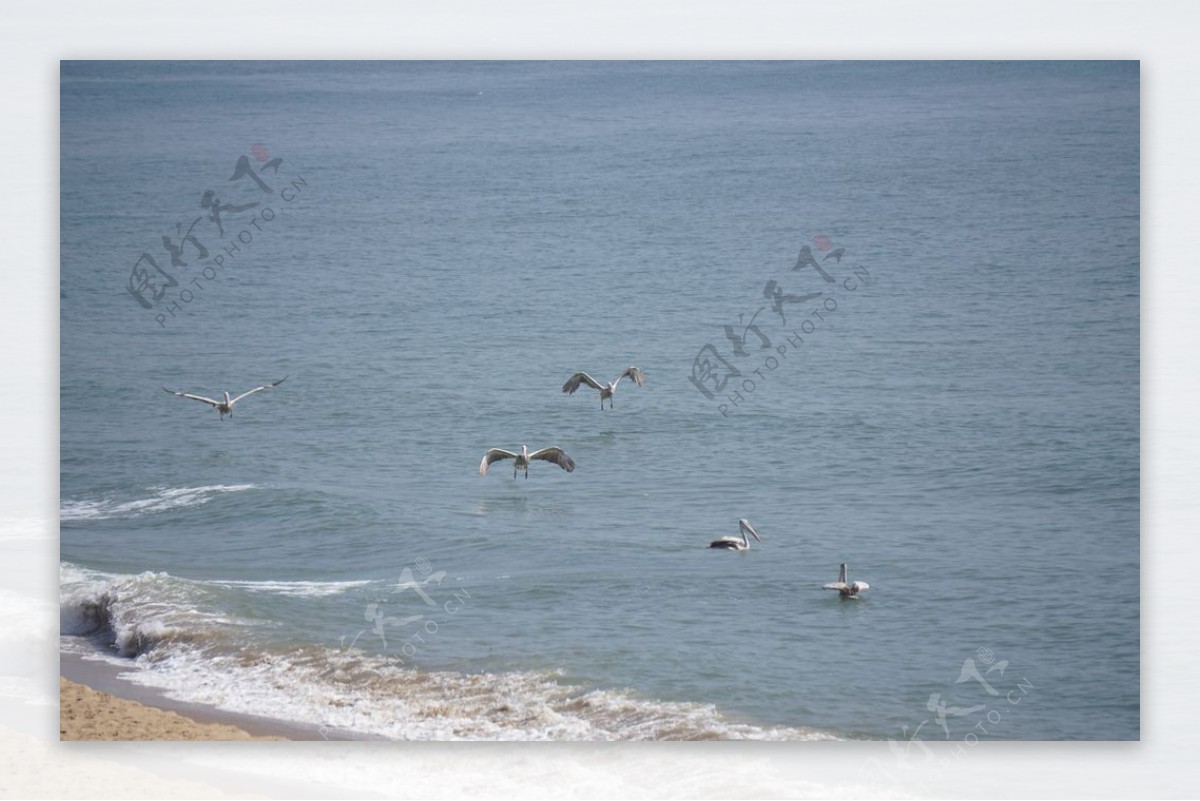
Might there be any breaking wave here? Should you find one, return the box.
[59,563,838,741]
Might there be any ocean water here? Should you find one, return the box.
[59,61,1139,741]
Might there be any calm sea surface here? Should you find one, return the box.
[60,61,1139,740]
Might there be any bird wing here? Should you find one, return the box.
[562,372,604,394]
[617,366,646,387]
[162,387,221,408]
[738,519,762,542]
[528,447,575,472]
[823,583,849,591]
[851,581,870,592]
[479,448,518,476]
[230,376,288,405]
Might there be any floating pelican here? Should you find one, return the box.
[709,519,762,550]
[824,563,870,599]
[479,445,576,479]
[162,376,288,420]
[562,366,646,410]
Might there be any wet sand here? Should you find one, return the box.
[59,677,286,741]
[59,650,375,741]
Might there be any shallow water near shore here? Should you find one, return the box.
[60,61,1139,740]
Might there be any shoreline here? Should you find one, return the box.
[60,642,837,742]
[59,676,286,741]
[59,648,372,741]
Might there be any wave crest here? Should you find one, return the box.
[61,484,256,521]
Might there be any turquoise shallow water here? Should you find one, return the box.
[60,61,1139,740]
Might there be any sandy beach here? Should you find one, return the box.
[60,677,285,741]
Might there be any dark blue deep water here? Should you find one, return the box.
[60,61,1139,740]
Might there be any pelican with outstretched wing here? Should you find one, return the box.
[562,366,645,410]
[162,376,288,420]
[824,563,870,599]
[479,445,576,480]
[709,519,763,550]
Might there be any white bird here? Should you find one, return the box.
[562,366,646,410]
[479,445,576,480]
[824,562,870,599]
[709,519,763,550]
[162,376,288,420]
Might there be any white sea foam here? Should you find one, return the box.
[60,484,256,521]
[115,647,839,741]
[58,563,262,656]
[59,563,839,740]
[208,579,375,598]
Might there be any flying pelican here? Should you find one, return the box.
[479,446,576,479]
[709,519,762,550]
[562,366,646,410]
[162,376,288,420]
[823,563,870,599]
